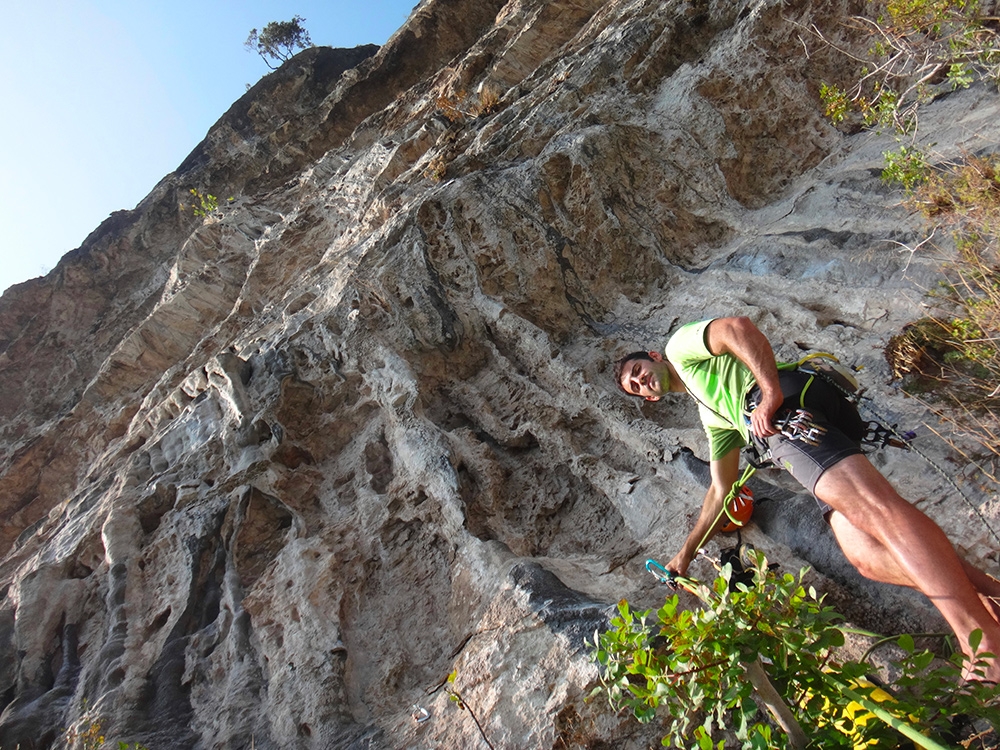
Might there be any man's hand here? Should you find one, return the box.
[749,388,782,438]
[665,549,692,579]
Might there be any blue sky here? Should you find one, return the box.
[0,0,418,295]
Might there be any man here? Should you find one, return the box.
[615,316,1000,682]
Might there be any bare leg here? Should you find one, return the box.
[964,566,1000,626]
[816,454,1000,681]
[828,510,1000,626]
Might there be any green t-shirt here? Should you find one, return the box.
[664,319,757,460]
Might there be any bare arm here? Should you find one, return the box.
[705,316,783,438]
[667,447,741,576]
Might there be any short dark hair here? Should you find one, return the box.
[613,351,654,397]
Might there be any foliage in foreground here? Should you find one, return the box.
[589,554,999,749]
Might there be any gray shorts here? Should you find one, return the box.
[748,371,866,511]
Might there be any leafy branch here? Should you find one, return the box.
[186,188,234,218]
[815,0,1000,135]
[588,553,1000,748]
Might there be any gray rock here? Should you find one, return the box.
[1,0,997,747]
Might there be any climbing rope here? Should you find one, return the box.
[689,463,759,555]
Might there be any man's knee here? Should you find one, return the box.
[815,455,908,520]
[828,510,913,587]
[844,555,883,582]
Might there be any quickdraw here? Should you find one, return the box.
[645,558,696,592]
[862,420,915,450]
[774,408,828,447]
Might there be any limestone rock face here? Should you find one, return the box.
[1,0,998,747]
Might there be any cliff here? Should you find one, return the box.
[1,0,998,747]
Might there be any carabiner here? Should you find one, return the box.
[645,558,678,588]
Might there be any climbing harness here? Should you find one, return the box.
[743,352,916,464]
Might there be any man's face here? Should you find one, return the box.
[619,352,670,401]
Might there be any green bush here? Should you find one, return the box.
[820,0,1000,136]
[188,188,218,217]
[589,554,999,749]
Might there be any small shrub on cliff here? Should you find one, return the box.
[186,189,234,218]
[245,16,313,69]
[436,90,469,124]
[472,84,503,117]
[188,188,218,217]
[423,154,449,182]
[65,719,105,750]
[818,0,1000,136]
[881,145,930,191]
[435,84,504,124]
[62,716,151,750]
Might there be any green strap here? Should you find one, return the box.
[799,374,814,409]
[693,462,758,553]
